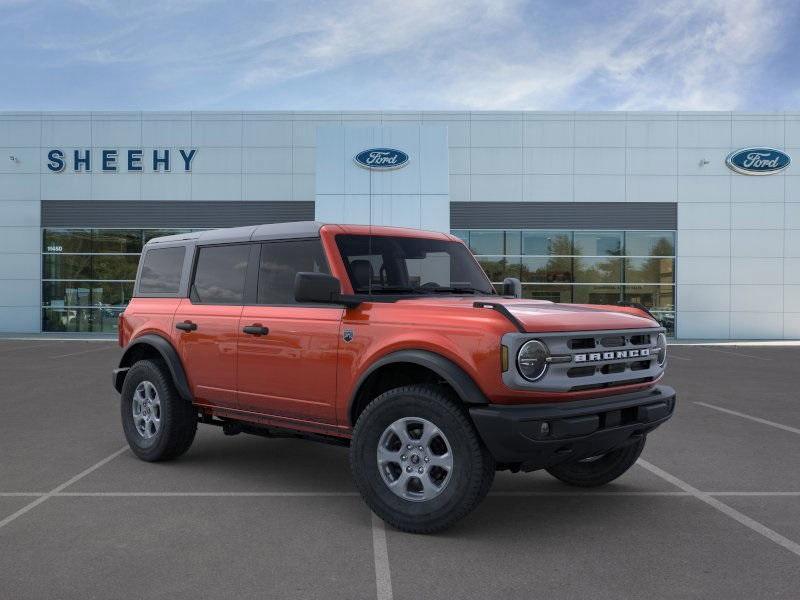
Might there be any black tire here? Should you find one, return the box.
[350,384,495,534]
[545,436,646,487]
[120,359,197,462]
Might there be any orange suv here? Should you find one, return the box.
[114,222,675,533]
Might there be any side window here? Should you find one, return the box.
[191,244,250,305]
[258,239,330,304]
[138,246,185,295]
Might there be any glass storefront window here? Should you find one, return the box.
[625,231,675,257]
[574,231,623,256]
[458,228,677,335]
[93,229,144,253]
[43,229,92,253]
[43,307,125,333]
[522,231,572,256]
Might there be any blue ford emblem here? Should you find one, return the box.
[354,148,409,170]
[726,147,790,175]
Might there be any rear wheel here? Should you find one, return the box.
[121,359,197,462]
[545,436,646,487]
[350,384,494,534]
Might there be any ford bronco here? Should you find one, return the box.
[113,222,675,533]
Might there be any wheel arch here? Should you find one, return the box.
[348,349,489,427]
[114,334,193,402]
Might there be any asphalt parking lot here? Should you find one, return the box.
[1,340,799,599]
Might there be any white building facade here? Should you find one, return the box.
[0,110,798,339]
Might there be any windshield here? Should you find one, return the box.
[335,234,496,295]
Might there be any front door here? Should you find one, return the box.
[237,239,342,425]
[173,243,253,409]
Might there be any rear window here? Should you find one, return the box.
[191,244,250,305]
[138,246,186,295]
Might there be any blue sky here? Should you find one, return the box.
[2,0,798,111]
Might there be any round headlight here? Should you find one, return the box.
[655,333,667,366]
[517,340,550,381]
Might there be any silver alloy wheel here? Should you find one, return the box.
[132,381,161,439]
[377,417,454,502]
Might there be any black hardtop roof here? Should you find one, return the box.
[144,221,325,247]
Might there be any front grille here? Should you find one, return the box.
[502,327,665,393]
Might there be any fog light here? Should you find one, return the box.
[540,422,550,435]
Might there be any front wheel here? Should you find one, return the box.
[545,436,646,487]
[350,384,495,534]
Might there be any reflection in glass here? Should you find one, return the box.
[574,257,622,283]
[523,285,572,303]
[43,281,134,307]
[573,285,623,305]
[93,230,143,253]
[623,285,675,311]
[43,229,92,253]
[522,231,572,256]
[625,258,674,284]
[469,231,504,255]
[520,257,573,283]
[625,231,675,256]
[42,307,124,333]
[574,231,623,256]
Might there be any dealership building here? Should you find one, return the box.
[0,110,798,339]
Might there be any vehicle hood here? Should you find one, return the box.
[393,296,659,333]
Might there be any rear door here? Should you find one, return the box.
[237,238,342,425]
[173,243,255,409]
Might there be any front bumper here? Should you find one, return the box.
[469,385,676,471]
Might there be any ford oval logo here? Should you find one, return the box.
[354,148,409,170]
[726,147,790,175]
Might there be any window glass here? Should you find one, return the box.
[138,247,186,295]
[450,230,469,244]
[623,285,675,311]
[574,231,623,256]
[520,257,573,283]
[504,231,521,255]
[192,244,250,304]
[522,231,573,256]
[336,235,494,294]
[43,281,133,307]
[43,307,123,333]
[477,257,515,283]
[258,240,330,305]
[93,255,140,281]
[93,230,143,253]
[625,258,674,285]
[43,255,93,280]
[43,229,92,253]
[574,257,622,283]
[573,285,623,305]
[522,284,572,303]
[468,231,504,255]
[625,231,675,256]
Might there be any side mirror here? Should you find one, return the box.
[502,277,522,298]
[295,272,342,304]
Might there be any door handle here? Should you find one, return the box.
[242,324,269,336]
[175,321,198,332]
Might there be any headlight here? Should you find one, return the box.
[517,340,549,381]
[655,333,667,366]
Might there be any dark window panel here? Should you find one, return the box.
[43,254,93,279]
[625,257,675,284]
[520,256,573,283]
[192,244,250,304]
[43,229,92,253]
[138,247,186,295]
[42,307,123,333]
[522,285,572,303]
[93,229,144,253]
[574,257,622,283]
[573,284,624,305]
[258,240,329,305]
[521,231,573,256]
[574,231,623,256]
[43,281,134,307]
[92,255,140,281]
[625,231,675,256]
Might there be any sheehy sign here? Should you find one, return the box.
[46,149,197,172]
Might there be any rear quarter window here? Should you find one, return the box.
[138,246,186,295]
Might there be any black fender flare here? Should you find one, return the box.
[114,334,193,402]
[349,349,489,422]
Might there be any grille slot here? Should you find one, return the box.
[567,366,596,378]
[600,363,625,374]
[630,360,651,371]
[599,336,625,348]
[569,338,595,350]
[569,376,654,392]
[630,334,651,346]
